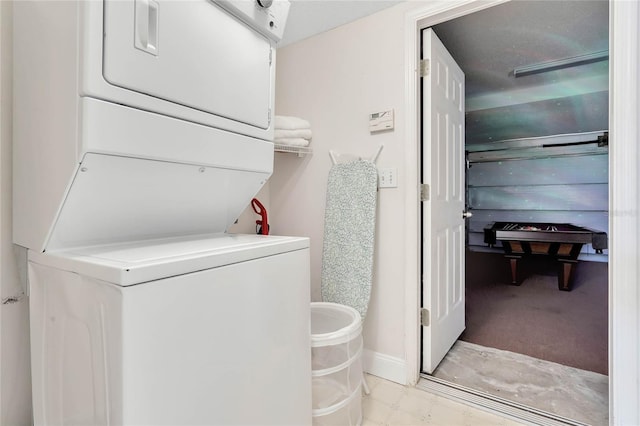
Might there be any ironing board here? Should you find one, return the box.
[321,160,378,321]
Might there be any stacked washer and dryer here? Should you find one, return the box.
[13,1,311,424]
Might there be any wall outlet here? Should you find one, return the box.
[378,168,398,188]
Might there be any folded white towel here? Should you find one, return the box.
[275,128,313,140]
[275,115,311,130]
[274,137,310,147]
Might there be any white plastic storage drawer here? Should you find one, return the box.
[102,0,273,130]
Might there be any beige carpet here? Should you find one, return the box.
[462,250,608,375]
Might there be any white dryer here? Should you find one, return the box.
[13,1,311,425]
[13,0,290,252]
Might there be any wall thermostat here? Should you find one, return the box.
[369,109,394,133]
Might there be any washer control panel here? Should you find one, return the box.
[216,0,290,42]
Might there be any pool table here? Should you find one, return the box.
[484,222,608,291]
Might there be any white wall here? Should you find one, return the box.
[273,1,423,381]
[0,1,33,424]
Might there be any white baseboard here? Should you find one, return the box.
[363,349,408,385]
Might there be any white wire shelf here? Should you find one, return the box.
[274,143,313,157]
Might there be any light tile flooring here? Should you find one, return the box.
[362,374,525,426]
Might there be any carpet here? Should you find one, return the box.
[461,250,608,375]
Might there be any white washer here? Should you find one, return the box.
[29,234,310,425]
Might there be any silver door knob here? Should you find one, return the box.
[462,211,473,219]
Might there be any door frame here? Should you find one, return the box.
[402,0,640,424]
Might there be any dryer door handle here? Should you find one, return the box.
[135,0,159,56]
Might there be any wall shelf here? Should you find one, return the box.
[274,143,313,157]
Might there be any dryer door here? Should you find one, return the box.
[102,0,273,130]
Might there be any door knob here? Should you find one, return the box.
[462,211,473,219]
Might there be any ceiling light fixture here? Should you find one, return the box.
[512,50,609,78]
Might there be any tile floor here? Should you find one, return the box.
[362,374,525,426]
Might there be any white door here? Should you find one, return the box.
[421,28,466,374]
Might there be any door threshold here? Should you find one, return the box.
[417,374,588,426]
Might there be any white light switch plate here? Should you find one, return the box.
[378,168,398,188]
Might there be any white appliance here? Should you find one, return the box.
[13,1,311,425]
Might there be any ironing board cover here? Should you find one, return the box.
[321,160,378,320]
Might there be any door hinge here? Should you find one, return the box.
[419,59,430,77]
[420,308,430,326]
[420,184,430,201]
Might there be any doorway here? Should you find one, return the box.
[416,2,608,424]
[405,0,640,423]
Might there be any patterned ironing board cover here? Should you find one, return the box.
[321,160,378,320]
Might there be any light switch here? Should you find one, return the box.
[378,168,398,188]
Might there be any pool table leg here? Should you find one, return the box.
[558,260,578,291]
[506,255,521,285]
